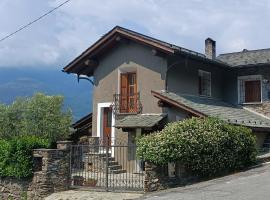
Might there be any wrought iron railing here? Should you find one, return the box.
[112,92,142,114]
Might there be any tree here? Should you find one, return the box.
[0,93,72,146]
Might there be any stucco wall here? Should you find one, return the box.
[92,41,167,137]
[167,58,225,100]
[223,66,270,105]
[253,132,268,149]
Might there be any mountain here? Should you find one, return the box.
[0,67,92,121]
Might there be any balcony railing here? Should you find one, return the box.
[112,92,142,114]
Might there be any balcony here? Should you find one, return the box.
[112,92,142,114]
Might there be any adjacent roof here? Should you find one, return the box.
[63,26,228,76]
[72,113,92,131]
[152,90,270,129]
[217,49,270,67]
[115,114,167,128]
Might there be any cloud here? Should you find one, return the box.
[0,0,270,68]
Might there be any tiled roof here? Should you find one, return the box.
[152,90,270,128]
[63,26,229,75]
[115,114,167,128]
[217,49,270,67]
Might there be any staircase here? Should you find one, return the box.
[84,152,127,174]
[262,134,270,152]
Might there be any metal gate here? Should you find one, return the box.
[70,139,144,191]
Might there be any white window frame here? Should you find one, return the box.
[198,69,211,97]
[237,75,263,104]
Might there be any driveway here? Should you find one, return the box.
[141,164,270,200]
[45,190,143,200]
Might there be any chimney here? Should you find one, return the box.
[205,38,216,59]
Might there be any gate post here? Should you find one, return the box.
[105,136,110,191]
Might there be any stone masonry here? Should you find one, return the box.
[0,141,72,200]
[144,161,196,192]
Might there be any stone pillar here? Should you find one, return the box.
[57,140,72,150]
[31,142,71,198]
[144,161,162,192]
[88,137,100,152]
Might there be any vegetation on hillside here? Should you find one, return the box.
[0,93,72,178]
[0,93,72,146]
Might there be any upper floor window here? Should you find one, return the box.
[238,75,262,103]
[120,72,138,113]
[198,70,211,96]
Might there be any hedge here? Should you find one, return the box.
[0,135,49,178]
[137,117,257,177]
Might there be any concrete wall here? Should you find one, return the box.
[92,41,167,138]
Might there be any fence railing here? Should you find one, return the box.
[112,92,142,114]
[70,142,145,191]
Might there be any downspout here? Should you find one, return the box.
[165,56,188,92]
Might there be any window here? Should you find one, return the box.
[120,72,137,113]
[198,70,211,96]
[238,75,262,103]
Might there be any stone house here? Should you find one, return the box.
[63,26,270,164]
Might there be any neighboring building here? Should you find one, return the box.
[63,26,270,151]
[70,113,92,143]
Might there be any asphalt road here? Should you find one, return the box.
[141,164,270,200]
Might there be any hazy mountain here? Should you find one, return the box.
[0,67,92,121]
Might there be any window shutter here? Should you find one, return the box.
[120,74,128,113]
[245,80,261,102]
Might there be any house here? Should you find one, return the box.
[63,26,270,152]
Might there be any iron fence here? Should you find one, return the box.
[70,142,144,191]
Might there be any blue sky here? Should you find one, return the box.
[0,0,270,69]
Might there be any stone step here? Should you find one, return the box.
[109,161,118,165]
[102,157,115,161]
[85,152,112,157]
[263,143,270,148]
[110,169,127,174]
[108,165,122,170]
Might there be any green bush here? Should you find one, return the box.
[0,93,72,146]
[0,135,49,178]
[137,117,257,177]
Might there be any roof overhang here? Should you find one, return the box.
[63,26,175,76]
[63,26,231,77]
[115,114,167,129]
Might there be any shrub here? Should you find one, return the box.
[0,135,49,178]
[137,117,257,177]
[0,93,72,146]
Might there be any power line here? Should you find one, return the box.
[0,0,72,43]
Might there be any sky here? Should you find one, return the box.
[0,0,270,69]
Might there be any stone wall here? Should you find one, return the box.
[0,141,71,200]
[144,161,196,192]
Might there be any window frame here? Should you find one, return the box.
[198,69,212,97]
[237,75,263,104]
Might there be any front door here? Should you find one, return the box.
[103,107,112,146]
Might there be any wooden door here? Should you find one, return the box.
[120,73,137,113]
[103,107,112,146]
[245,80,261,103]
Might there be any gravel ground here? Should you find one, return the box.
[45,190,143,200]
